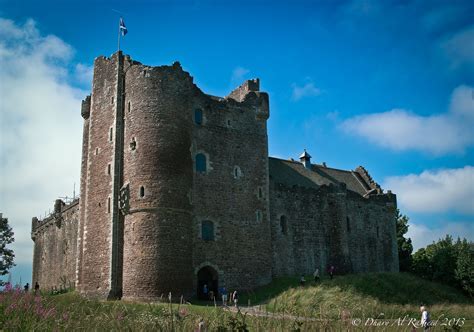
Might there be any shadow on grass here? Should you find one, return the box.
[189,273,471,308]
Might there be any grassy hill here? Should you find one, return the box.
[244,273,473,320]
[1,273,472,331]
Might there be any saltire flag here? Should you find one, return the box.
[119,17,128,36]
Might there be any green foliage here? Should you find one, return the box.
[395,209,413,272]
[411,235,473,297]
[0,216,15,286]
[454,239,474,298]
[1,273,473,331]
[266,272,472,320]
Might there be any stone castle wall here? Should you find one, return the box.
[31,199,79,291]
[191,79,272,293]
[270,182,399,276]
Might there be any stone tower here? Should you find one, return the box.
[75,52,273,300]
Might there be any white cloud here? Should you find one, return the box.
[341,85,474,155]
[75,63,93,86]
[440,26,474,70]
[231,66,250,85]
[408,221,474,251]
[383,166,474,215]
[291,82,321,101]
[0,18,84,269]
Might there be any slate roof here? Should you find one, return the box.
[268,157,371,196]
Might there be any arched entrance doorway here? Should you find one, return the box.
[197,266,218,300]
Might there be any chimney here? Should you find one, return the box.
[299,149,312,169]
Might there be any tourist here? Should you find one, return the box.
[220,286,228,306]
[34,282,40,295]
[420,305,431,330]
[232,290,238,308]
[329,265,335,279]
[203,284,208,300]
[300,275,306,286]
[313,268,320,283]
[209,289,214,301]
[24,283,29,292]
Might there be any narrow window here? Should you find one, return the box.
[107,198,111,213]
[346,217,351,233]
[258,187,263,199]
[227,119,231,126]
[194,109,203,125]
[128,101,131,113]
[233,166,242,179]
[107,164,111,175]
[95,147,99,155]
[130,137,136,150]
[109,127,113,142]
[139,186,145,198]
[201,220,214,241]
[111,97,114,104]
[196,153,206,173]
[256,210,262,222]
[280,215,287,235]
[376,225,379,238]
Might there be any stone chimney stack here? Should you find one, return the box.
[299,149,312,169]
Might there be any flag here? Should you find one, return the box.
[119,17,128,36]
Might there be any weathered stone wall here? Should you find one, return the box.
[121,61,195,300]
[270,181,399,277]
[77,54,120,298]
[191,79,273,294]
[31,199,79,291]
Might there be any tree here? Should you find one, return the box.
[454,238,473,298]
[0,214,15,286]
[395,209,413,272]
[412,235,473,297]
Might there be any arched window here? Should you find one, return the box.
[196,153,207,173]
[201,220,214,241]
[194,109,203,125]
[139,186,145,198]
[280,215,287,235]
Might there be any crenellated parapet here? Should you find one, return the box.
[31,198,79,240]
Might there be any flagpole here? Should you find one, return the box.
[117,17,121,52]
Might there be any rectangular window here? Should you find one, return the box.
[194,109,203,125]
[109,127,113,142]
[202,220,214,241]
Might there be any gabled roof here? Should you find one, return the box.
[268,157,371,196]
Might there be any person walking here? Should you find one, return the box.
[300,275,306,286]
[313,268,320,283]
[220,286,228,306]
[24,283,29,292]
[329,265,335,279]
[232,290,238,308]
[34,282,40,295]
[202,284,208,300]
[420,305,431,331]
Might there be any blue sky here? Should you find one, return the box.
[0,0,473,285]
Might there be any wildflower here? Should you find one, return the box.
[179,307,188,317]
[116,312,124,321]
[62,312,69,321]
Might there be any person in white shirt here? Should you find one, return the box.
[420,305,431,330]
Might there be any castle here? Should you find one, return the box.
[31,52,399,301]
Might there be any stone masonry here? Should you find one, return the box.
[31,52,398,299]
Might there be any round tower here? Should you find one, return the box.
[121,62,195,300]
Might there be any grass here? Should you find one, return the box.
[1,273,472,331]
